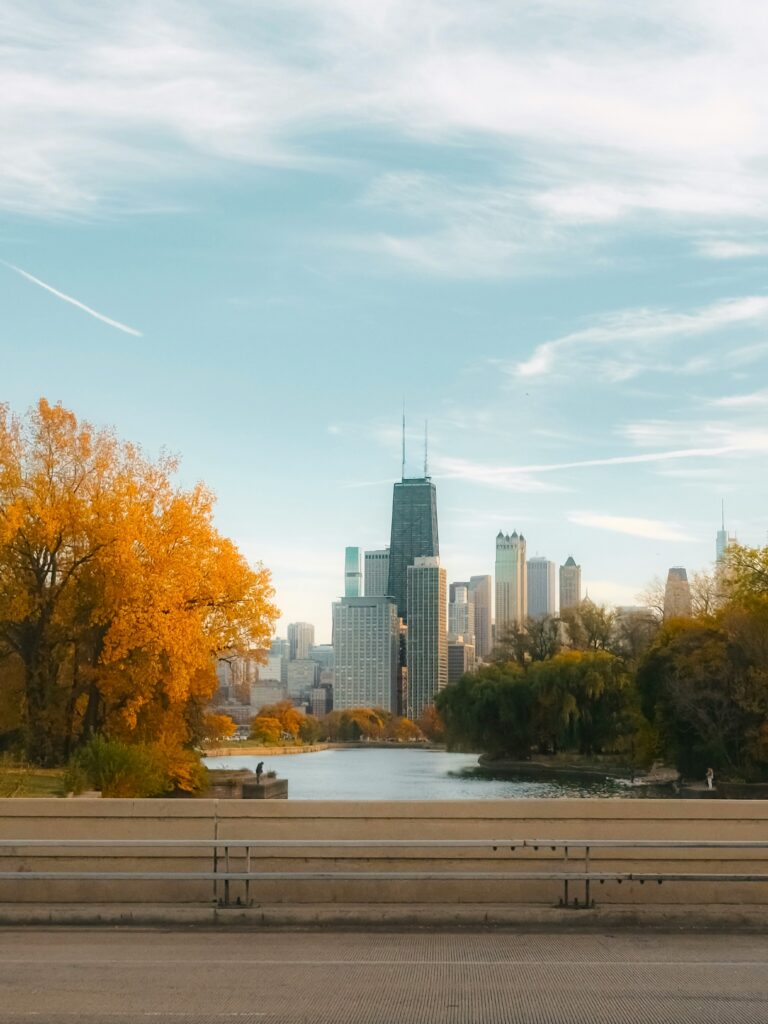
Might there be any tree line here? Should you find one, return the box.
[437,551,768,783]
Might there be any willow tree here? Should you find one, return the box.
[0,399,277,765]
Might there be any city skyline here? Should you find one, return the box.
[3,3,768,645]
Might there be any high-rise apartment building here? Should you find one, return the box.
[332,596,399,711]
[664,567,692,619]
[344,546,362,598]
[364,548,390,597]
[527,557,556,618]
[559,556,582,612]
[448,583,475,642]
[495,531,527,633]
[287,622,315,661]
[406,557,447,719]
[469,575,493,660]
[387,478,439,622]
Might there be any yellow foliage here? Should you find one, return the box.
[0,398,278,765]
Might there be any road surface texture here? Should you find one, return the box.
[0,928,766,1023]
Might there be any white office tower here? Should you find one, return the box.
[364,548,390,597]
[344,546,362,598]
[469,575,493,660]
[559,556,582,612]
[332,596,399,711]
[495,531,527,632]
[448,584,475,643]
[664,567,692,619]
[287,622,315,661]
[527,557,556,618]
[406,557,448,720]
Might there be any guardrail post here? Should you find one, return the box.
[224,845,230,907]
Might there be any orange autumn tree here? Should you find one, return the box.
[0,399,277,766]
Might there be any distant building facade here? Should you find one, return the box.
[364,548,390,597]
[664,567,692,618]
[332,596,399,711]
[447,639,476,684]
[448,583,475,643]
[287,622,315,661]
[287,659,319,697]
[559,556,582,612]
[387,478,439,622]
[406,557,447,719]
[469,575,493,660]
[250,682,288,713]
[495,531,527,632]
[527,557,556,618]
[344,546,362,598]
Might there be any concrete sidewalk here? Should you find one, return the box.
[1,927,767,1023]
[1,901,768,931]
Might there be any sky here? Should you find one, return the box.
[2,0,768,643]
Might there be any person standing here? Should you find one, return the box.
[255,761,264,785]
[706,767,714,790]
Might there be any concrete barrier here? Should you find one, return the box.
[1,798,767,907]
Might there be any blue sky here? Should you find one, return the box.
[3,0,768,642]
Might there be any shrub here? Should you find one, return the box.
[64,736,206,797]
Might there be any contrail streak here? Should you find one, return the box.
[2,261,142,337]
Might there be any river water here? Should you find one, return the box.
[204,747,650,800]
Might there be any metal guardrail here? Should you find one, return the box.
[2,838,768,909]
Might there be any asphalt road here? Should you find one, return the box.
[0,928,766,1023]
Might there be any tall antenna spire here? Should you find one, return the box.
[401,402,406,480]
[424,419,429,478]
[721,498,725,531]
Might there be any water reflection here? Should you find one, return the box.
[205,747,668,801]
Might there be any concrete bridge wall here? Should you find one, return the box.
[1,798,767,906]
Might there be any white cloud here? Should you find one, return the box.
[5,0,768,277]
[516,295,768,378]
[711,389,768,408]
[431,456,567,493]
[569,512,696,542]
[697,239,768,260]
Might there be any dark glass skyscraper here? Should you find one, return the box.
[387,477,439,622]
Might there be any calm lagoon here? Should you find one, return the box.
[204,747,645,800]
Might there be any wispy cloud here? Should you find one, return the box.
[429,434,768,492]
[711,389,768,408]
[3,262,142,336]
[5,0,768,278]
[697,239,768,260]
[516,295,768,378]
[569,512,696,542]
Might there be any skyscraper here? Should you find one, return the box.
[287,622,315,661]
[716,503,737,563]
[406,557,447,719]
[469,575,493,660]
[344,546,362,598]
[448,583,475,642]
[495,531,527,633]
[332,596,399,711]
[527,557,556,618]
[387,478,439,622]
[664,567,692,619]
[364,548,390,596]
[559,556,581,612]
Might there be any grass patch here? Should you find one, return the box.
[0,765,66,797]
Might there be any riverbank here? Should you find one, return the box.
[204,740,442,757]
[477,754,636,782]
